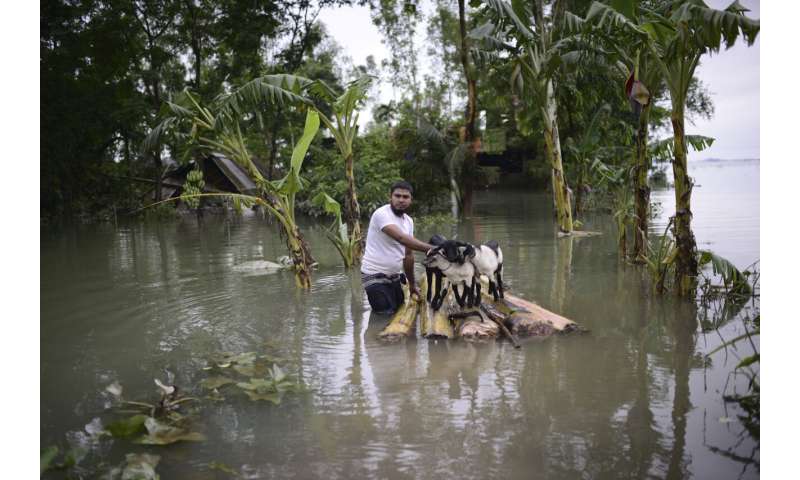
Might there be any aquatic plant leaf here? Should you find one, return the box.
[106,414,148,438]
[737,354,759,369]
[106,381,123,397]
[41,446,59,475]
[232,364,257,377]
[121,453,161,480]
[244,391,282,404]
[227,352,257,365]
[62,446,87,468]
[134,417,206,445]
[201,376,236,389]
[270,365,287,383]
[236,378,273,392]
[154,379,175,396]
[209,461,240,476]
[85,417,106,440]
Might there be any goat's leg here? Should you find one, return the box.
[473,277,481,307]
[452,284,466,308]
[488,280,499,302]
[497,264,505,299]
[426,268,434,302]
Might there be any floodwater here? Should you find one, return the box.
[41,159,759,479]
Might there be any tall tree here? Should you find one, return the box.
[483,0,575,233]
[457,0,479,215]
[590,0,758,294]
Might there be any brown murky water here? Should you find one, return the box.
[41,159,759,479]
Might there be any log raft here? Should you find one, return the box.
[377,276,582,344]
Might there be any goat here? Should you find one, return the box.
[425,234,448,307]
[423,240,476,309]
[464,240,504,306]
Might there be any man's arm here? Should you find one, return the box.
[381,224,433,253]
[403,246,418,297]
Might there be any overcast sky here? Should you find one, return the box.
[319,0,760,161]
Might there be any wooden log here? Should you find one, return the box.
[419,275,455,339]
[479,277,580,337]
[479,303,521,348]
[429,302,455,339]
[455,309,499,341]
[378,284,420,342]
[419,276,434,337]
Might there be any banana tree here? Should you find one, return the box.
[144,89,320,289]
[589,0,759,294]
[482,0,574,233]
[220,75,372,265]
[562,103,612,217]
[573,2,666,261]
[311,192,360,268]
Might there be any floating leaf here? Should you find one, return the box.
[41,446,59,475]
[232,364,257,377]
[134,417,206,445]
[85,417,106,440]
[200,376,236,390]
[243,391,282,404]
[227,352,257,365]
[121,453,160,480]
[62,446,87,468]
[154,379,176,395]
[236,378,273,392]
[106,414,149,438]
[106,381,123,397]
[270,365,287,383]
[209,461,240,476]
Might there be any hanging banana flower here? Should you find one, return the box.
[625,60,651,120]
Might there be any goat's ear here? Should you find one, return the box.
[463,244,475,257]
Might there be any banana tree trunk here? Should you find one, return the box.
[458,0,477,216]
[632,102,652,262]
[670,108,698,296]
[344,152,363,262]
[542,90,573,233]
[264,192,315,289]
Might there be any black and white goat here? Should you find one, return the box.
[425,234,448,308]
[464,240,504,306]
[423,240,475,310]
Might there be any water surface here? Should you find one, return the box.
[41,160,759,479]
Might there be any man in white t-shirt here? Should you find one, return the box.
[361,181,434,315]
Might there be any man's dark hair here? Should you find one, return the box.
[390,180,413,195]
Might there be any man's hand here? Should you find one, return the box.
[409,282,421,299]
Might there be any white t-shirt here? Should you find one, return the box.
[360,204,414,275]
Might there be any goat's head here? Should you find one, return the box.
[429,234,447,247]
[424,240,474,266]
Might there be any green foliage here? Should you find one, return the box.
[303,123,402,216]
[201,350,305,405]
[644,219,677,294]
[650,135,715,163]
[311,192,361,267]
[698,250,752,296]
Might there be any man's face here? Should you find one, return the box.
[390,188,412,214]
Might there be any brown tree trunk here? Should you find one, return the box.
[632,102,652,262]
[670,109,698,296]
[458,0,477,216]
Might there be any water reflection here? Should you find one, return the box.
[41,180,758,479]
